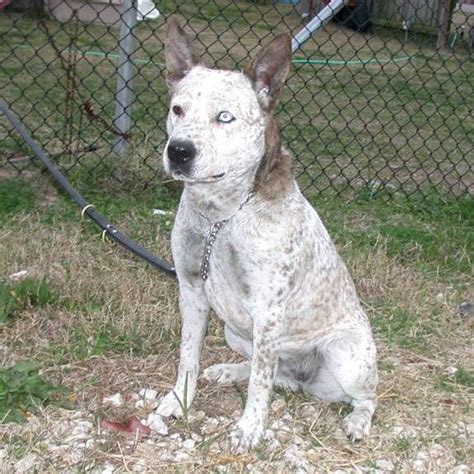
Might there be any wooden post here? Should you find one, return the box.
[437,0,454,49]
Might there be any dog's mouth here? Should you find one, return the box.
[175,172,226,183]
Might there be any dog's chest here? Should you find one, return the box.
[204,229,253,336]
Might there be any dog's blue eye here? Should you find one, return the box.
[217,111,235,123]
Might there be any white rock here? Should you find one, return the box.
[103,393,124,408]
[411,450,430,472]
[67,447,86,464]
[264,429,275,440]
[188,410,206,422]
[392,424,418,437]
[430,443,446,458]
[14,453,37,473]
[293,434,306,446]
[0,448,7,459]
[159,451,175,462]
[146,413,168,436]
[182,439,195,450]
[8,270,28,281]
[135,398,158,410]
[152,209,172,216]
[174,452,190,462]
[415,450,430,461]
[191,432,203,442]
[453,465,469,474]
[85,439,95,448]
[375,459,395,471]
[201,417,220,435]
[283,446,310,472]
[100,462,116,474]
[445,366,458,375]
[266,437,282,451]
[300,404,318,417]
[138,388,158,400]
[66,420,93,443]
[132,459,148,471]
[412,459,427,472]
[271,399,286,412]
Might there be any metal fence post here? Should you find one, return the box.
[291,0,345,52]
[113,0,137,155]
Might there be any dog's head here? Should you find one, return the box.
[163,18,291,186]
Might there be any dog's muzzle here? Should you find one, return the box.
[167,139,196,175]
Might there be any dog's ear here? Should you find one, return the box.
[165,17,197,90]
[245,33,292,111]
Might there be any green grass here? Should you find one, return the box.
[312,192,473,279]
[0,178,36,216]
[0,361,69,423]
[0,277,59,324]
[49,323,148,363]
[0,282,18,324]
[438,367,474,392]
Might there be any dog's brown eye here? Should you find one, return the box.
[172,105,183,116]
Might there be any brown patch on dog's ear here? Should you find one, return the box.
[165,17,198,90]
[254,115,294,200]
[245,33,292,111]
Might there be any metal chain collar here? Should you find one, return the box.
[200,220,226,280]
[200,191,255,281]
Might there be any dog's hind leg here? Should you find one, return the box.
[304,329,378,441]
[202,325,252,384]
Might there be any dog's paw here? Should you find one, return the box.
[202,362,250,385]
[229,416,265,452]
[155,391,186,418]
[342,411,371,441]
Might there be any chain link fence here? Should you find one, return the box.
[0,0,472,200]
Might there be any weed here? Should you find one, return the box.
[438,367,474,392]
[0,281,18,323]
[0,361,69,423]
[49,323,148,362]
[197,432,226,455]
[0,277,59,324]
[394,437,412,456]
[12,277,59,307]
[172,371,190,431]
[454,367,474,388]
[371,305,427,349]
[0,178,36,217]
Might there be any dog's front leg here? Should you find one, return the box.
[230,311,281,451]
[156,282,210,418]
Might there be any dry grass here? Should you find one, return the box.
[0,169,472,472]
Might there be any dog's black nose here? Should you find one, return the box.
[167,140,196,166]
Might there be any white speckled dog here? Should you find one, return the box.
[155,18,378,450]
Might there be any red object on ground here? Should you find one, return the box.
[100,416,151,438]
[0,0,12,10]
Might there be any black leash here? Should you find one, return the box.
[0,98,176,278]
